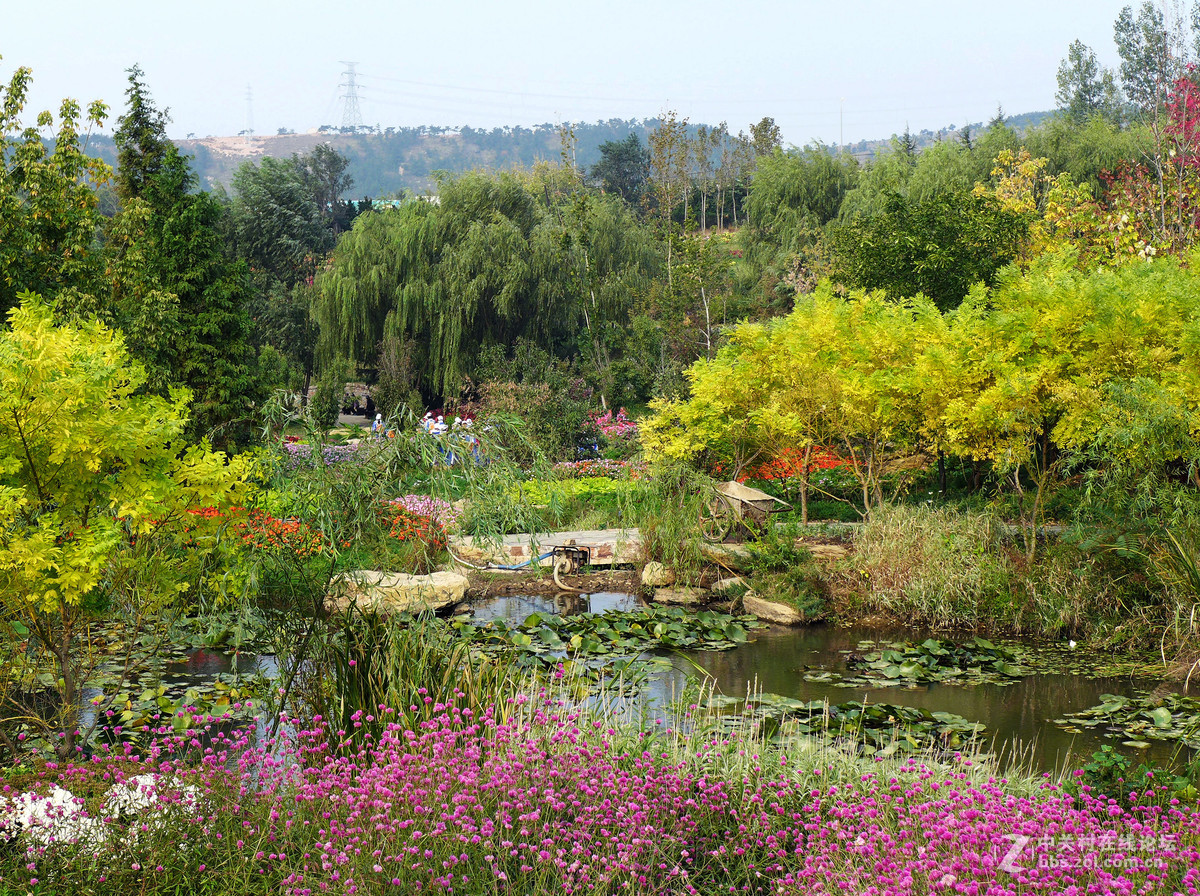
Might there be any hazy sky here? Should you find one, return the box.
[5,0,1138,146]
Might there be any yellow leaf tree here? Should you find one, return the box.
[0,294,250,759]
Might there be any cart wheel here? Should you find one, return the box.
[699,494,734,543]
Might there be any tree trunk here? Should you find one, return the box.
[800,444,812,525]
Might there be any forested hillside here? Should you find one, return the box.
[82,112,1054,199]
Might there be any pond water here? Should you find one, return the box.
[471,591,1194,773]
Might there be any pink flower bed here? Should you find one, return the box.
[3,699,1198,894]
[386,494,460,531]
[590,408,638,440]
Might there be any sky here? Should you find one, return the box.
[3,0,1142,147]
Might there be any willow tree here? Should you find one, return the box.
[316,170,656,399]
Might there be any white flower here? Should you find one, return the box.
[0,786,106,848]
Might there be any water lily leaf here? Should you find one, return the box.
[1148,707,1173,728]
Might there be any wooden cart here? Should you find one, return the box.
[699,480,792,543]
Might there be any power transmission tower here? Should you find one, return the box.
[243,85,254,142]
[339,62,363,130]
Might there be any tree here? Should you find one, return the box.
[589,133,650,207]
[0,295,250,760]
[1114,1,1181,112]
[316,170,656,399]
[739,145,857,304]
[291,143,356,235]
[648,110,691,283]
[0,58,110,316]
[829,189,1030,310]
[113,64,172,202]
[749,116,782,157]
[230,156,332,286]
[1055,40,1123,123]
[110,67,261,447]
[643,285,934,515]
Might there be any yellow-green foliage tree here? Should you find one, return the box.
[645,255,1200,549]
[927,255,1200,559]
[642,284,935,515]
[0,295,250,759]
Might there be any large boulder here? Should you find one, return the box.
[742,592,807,626]
[804,542,851,561]
[700,542,754,569]
[329,570,469,614]
[641,562,676,587]
[651,586,708,606]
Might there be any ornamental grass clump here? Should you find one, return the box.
[2,693,1198,896]
[850,504,1020,631]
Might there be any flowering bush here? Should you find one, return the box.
[233,510,328,558]
[379,504,448,552]
[553,459,645,479]
[589,408,638,440]
[1,700,1198,895]
[387,495,461,531]
[742,445,846,482]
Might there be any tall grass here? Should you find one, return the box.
[618,463,713,584]
[301,611,523,738]
[847,504,1019,631]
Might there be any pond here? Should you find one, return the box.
[471,591,1195,773]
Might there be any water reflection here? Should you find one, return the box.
[474,594,1193,772]
[469,591,643,622]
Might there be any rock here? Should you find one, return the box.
[652,586,708,606]
[804,542,850,561]
[711,576,747,595]
[742,592,807,626]
[700,542,754,569]
[329,570,469,614]
[641,561,676,587]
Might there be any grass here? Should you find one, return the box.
[837,504,1022,632]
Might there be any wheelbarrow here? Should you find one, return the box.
[699,480,792,543]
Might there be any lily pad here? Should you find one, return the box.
[1055,693,1200,749]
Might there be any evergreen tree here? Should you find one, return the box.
[111,67,261,447]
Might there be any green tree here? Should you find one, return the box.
[110,67,261,447]
[316,170,657,399]
[589,133,650,207]
[0,295,250,760]
[1112,1,1192,112]
[229,155,332,286]
[829,189,1029,310]
[0,59,110,316]
[1056,39,1124,123]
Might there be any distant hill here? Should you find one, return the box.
[841,109,1057,161]
[183,120,665,199]
[81,111,1061,200]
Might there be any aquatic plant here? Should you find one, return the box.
[455,606,760,668]
[836,637,1029,689]
[1057,692,1200,750]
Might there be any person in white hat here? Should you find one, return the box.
[372,413,382,436]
